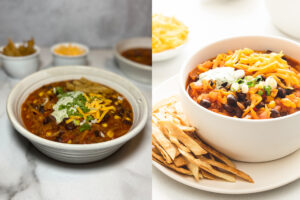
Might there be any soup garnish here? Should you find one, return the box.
[21,78,133,144]
[1,38,36,57]
[121,48,152,66]
[187,48,300,119]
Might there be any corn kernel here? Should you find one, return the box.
[46,132,52,137]
[47,90,52,95]
[33,99,38,104]
[125,117,131,121]
[114,102,119,106]
[268,100,276,109]
[107,130,114,138]
[67,140,72,144]
[38,92,44,97]
[102,123,108,128]
[114,115,121,120]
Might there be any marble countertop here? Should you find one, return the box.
[152,0,300,199]
[0,49,152,200]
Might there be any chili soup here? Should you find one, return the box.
[187,48,300,119]
[21,77,133,144]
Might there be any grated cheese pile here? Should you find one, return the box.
[152,14,189,53]
[54,43,85,56]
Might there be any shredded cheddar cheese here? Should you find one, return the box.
[221,48,300,89]
[152,14,189,53]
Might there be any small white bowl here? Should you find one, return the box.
[179,35,300,162]
[0,44,40,79]
[51,43,89,66]
[152,42,186,62]
[7,66,148,163]
[114,37,151,84]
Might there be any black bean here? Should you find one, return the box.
[56,131,64,142]
[123,119,132,125]
[266,50,272,54]
[39,105,45,114]
[200,99,211,108]
[285,88,294,95]
[235,107,242,118]
[43,116,51,124]
[221,82,227,88]
[244,99,251,107]
[102,114,110,122]
[223,104,235,114]
[270,109,280,118]
[227,94,237,106]
[236,92,246,102]
[282,56,288,61]
[209,80,214,87]
[277,87,286,98]
[65,122,76,130]
[94,130,100,137]
[256,102,265,109]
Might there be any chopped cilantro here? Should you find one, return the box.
[257,90,264,96]
[55,87,64,95]
[86,115,94,122]
[264,85,272,96]
[80,123,91,132]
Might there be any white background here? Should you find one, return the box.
[152,0,300,199]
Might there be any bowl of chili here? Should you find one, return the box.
[7,66,148,163]
[114,37,152,84]
[179,35,300,162]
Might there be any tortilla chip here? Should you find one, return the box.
[159,121,207,156]
[152,136,172,164]
[179,149,236,182]
[204,159,254,183]
[152,123,178,160]
[152,151,192,175]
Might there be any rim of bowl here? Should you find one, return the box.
[179,34,300,123]
[7,66,148,150]
[51,42,89,58]
[114,37,152,71]
[0,44,40,60]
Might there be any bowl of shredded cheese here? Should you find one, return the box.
[51,42,89,66]
[152,14,189,62]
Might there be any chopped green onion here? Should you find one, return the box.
[257,90,264,96]
[237,78,244,84]
[264,85,272,96]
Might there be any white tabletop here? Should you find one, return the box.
[0,48,151,200]
[152,0,300,199]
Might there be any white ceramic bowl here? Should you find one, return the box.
[0,44,40,78]
[265,0,300,39]
[51,43,89,66]
[7,66,148,163]
[152,42,186,62]
[179,35,300,162]
[114,37,151,84]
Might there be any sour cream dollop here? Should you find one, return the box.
[196,67,245,89]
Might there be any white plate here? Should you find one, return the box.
[153,75,300,194]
